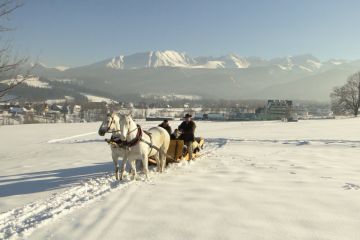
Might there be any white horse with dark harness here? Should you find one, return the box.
[98,113,126,180]
[98,113,170,180]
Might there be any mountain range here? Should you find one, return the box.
[16,50,360,102]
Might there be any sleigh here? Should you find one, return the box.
[151,138,205,164]
[148,138,205,164]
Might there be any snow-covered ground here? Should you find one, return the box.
[1,118,360,239]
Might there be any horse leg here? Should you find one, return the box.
[159,149,166,173]
[142,155,149,179]
[130,159,137,180]
[119,153,127,181]
[186,142,194,160]
[153,152,161,172]
[112,150,119,180]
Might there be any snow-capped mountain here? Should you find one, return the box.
[32,50,348,73]
[217,54,250,68]
[99,51,343,73]
[54,66,70,71]
[80,51,253,70]
[22,51,360,102]
[105,51,196,69]
[194,54,250,69]
[30,63,69,72]
[267,55,323,72]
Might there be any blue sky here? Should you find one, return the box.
[4,0,360,67]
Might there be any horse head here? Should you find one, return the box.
[118,113,135,141]
[98,112,120,136]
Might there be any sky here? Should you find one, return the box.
[3,0,360,67]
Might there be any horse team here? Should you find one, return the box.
[98,113,172,180]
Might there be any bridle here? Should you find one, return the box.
[104,114,139,137]
[104,115,119,134]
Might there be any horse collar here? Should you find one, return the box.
[123,125,142,148]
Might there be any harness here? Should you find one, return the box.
[104,120,176,161]
[108,124,143,148]
[107,125,154,154]
[141,130,154,157]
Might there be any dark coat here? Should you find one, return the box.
[158,123,172,135]
[178,120,196,142]
[170,133,178,140]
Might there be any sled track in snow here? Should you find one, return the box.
[0,138,228,240]
[222,138,360,148]
[47,132,97,144]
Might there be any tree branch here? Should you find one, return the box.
[0,76,26,96]
[0,95,18,102]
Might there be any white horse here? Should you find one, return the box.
[98,113,126,180]
[118,114,170,180]
[98,113,170,180]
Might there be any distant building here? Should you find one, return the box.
[9,107,28,114]
[293,105,309,120]
[72,105,81,113]
[260,100,294,120]
[229,112,256,121]
[203,113,227,121]
[50,104,63,112]
[81,102,108,122]
[228,106,256,120]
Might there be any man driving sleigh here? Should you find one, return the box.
[178,113,197,160]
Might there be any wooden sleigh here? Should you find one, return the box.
[148,137,205,164]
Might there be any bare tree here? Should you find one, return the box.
[330,71,360,117]
[0,0,27,103]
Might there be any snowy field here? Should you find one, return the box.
[1,118,360,239]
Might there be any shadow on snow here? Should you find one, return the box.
[0,162,116,197]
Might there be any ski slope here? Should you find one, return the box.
[1,118,360,239]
